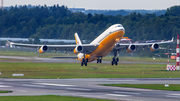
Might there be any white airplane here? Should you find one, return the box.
[7,24,173,66]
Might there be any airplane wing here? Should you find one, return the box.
[7,40,100,54]
[51,57,77,59]
[114,37,174,52]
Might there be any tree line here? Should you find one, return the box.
[0,5,180,43]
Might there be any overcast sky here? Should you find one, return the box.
[3,0,180,10]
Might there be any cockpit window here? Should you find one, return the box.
[114,24,122,28]
[118,24,122,27]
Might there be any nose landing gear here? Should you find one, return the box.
[97,56,102,63]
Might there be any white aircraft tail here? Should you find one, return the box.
[74,33,82,45]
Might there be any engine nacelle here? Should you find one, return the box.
[150,43,159,51]
[74,45,83,54]
[39,45,48,53]
[127,44,136,53]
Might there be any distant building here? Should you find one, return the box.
[0,38,76,43]
[69,8,85,13]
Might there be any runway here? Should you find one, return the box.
[0,55,171,64]
[0,78,180,101]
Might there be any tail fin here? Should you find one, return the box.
[74,33,82,45]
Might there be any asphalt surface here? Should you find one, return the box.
[0,78,180,101]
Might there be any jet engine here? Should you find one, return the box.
[127,44,136,53]
[74,45,83,54]
[39,45,48,53]
[150,43,159,51]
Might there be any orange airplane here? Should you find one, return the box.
[7,24,173,66]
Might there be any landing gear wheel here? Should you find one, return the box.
[97,59,99,63]
[111,61,114,65]
[99,59,102,63]
[116,58,119,62]
[111,49,120,66]
[97,57,102,64]
[115,61,118,65]
[81,62,83,66]
[113,58,115,62]
[111,58,118,66]
[85,62,87,66]
[86,59,88,62]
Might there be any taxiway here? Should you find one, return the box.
[0,78,180,101]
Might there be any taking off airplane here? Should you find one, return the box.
[7,24,173,66]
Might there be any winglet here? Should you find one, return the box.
[74,33,82,45]
[6,40,11,44]
[171,37,174,42]
[6,40,13,48]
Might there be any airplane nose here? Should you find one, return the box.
[120,27,125,36]
[120,27,125,31]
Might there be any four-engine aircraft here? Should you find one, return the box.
[7,24,173,66]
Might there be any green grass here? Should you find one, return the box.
[0,95,112,101]
[102,84,180,91]
[103,56,176,63]
[0,62,179,79]
[0,91,12,93]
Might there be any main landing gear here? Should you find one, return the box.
[81,58,88,66]
[81,54,88,66]
[97,57,102,63]
[111,49,119,66]
[111,57,119,65]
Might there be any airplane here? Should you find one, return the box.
[7,24,174,66]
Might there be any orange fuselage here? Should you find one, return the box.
[78,30,125,62]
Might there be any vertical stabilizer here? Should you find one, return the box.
[74,33,82,45]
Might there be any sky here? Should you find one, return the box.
[3,0,180,10]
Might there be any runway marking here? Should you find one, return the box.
[0,85,12,87]
[170,94,180,96]
[66,87,91,91]
[114,91,141,95]
[166,95,180,98]
[167,94,180,98]
[34,83,75,87]
[122,88,153,91]
[106,94,129,97]
[22,84,45,88]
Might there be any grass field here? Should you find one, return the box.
[102,84,180,91]
[0,95,112,101]
[0,62,179,79]
[0,91,12,93]
[103,56,176,63]
[0,49,178,78]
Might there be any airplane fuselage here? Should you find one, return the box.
[77,24,125,62]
